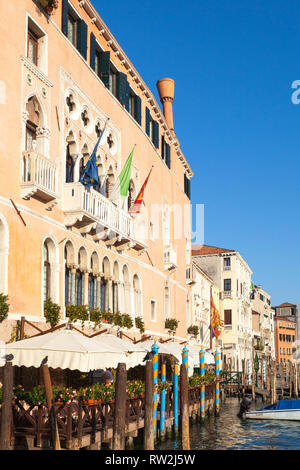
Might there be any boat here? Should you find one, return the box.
[245,399,300,421]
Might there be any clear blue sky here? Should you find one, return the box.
[94,0,300,306]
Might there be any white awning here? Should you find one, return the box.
[92,334,146,369]
[5,329,130,372]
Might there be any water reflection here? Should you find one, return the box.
[156,398,300,450]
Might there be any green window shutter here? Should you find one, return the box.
[62,0,69,37]
[146,107,151,136]
[153,121,159,148]
[76,19,87,59]
[134,95,142,125]
[90,32,96,71]
[117,72,129,110]
[166,144,171,169]
[99,51,110,88]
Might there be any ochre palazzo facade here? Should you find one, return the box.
[0,0,193,343]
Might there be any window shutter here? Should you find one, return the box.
[76,19,87,59]
[166,144,171,169]
[62,0,69,37]
[145,107,151,136]
[99,51,110,88]
[117,72,129,109]
[134,95,142,125]
[161,135,165,160]
[153,121,159,148]
[184,174,191,199]
[90,32,96,71]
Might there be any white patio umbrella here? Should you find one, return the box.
[92,334,147,369]
[4,329,129,372]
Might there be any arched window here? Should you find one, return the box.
[43,242,50,302]
[64,241,74,306]
[101,278,108,311]
[88,273,97,310]
[105,167,115,199]
[75,269,84,306]
[66,145,74,183]
[122,265,131,315]
[133,274,142,318]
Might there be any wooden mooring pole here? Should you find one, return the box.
[41,363,61,450]
[180,364,190,450]
[112,363,127,450]
[144,360,154,450]
[0,361,13,450]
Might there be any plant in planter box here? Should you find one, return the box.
[0,293,9,323]
[187,325,199,336]
[53,386,77,404]
[101,309,114,325]
[44,298,60,328]
[135,316,145,333]
[66,305,89,327]
[113,311,123,327]
[26,386,47,407]
[90,308,102,328]
[79,386,95,403]
[121,313,133,329]
[165,318,179,332]
[13,385,27,402]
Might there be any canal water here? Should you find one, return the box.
[155,398,300,450]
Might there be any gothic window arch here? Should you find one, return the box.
[133,274,142,319]
[42,237,59,306]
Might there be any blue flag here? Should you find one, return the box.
[79,119,108,190]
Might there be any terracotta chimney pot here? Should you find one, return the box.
[156,78,175,134]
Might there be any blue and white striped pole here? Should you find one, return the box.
[263,360,266,386]
[200,349,205,420]
[182,345,189,375]
[248,359,252,385]
[215,349,220,416]
[173,363,179,434]
[173,363,179,433]
[160,363,166,437]
[152,341,159,434]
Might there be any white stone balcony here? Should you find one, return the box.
[63,182,146,251]
[164,245,177,270]
[220,290,232,299]
[20,151,59,209]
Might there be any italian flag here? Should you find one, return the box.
[109,147,135,202]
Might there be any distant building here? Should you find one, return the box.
[192,244,253,371]
[274,303,297,322]
[190,262,220,350]
[274,316,296,364]
[251,284,275,361]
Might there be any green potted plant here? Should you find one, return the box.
[135,316,145,333]
[44,298,60,328]
[101,309,114,325]
[26,386,47,407]
[66,305,89,327]
[90,308,102,328]
[0,293,9,323]
[13,385,27,402]
[121,313,133,329]
[187,325,199,336]
[165,318,179,333]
